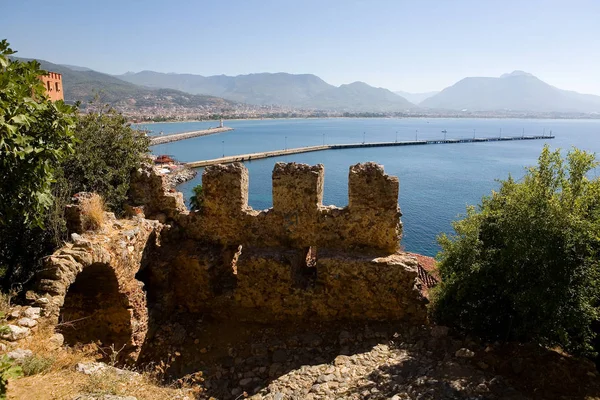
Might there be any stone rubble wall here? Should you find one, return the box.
[158,242,426,324]
[28,213,161,362]
[234,249,424,321]
[128,163,187,222]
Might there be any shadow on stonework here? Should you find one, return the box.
[58,262,133,361]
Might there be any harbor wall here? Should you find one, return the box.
[150,126,233,145]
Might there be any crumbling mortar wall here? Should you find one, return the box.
[129,161,427,324]
[29,161,429,360]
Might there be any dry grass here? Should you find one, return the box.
[7,322,198,399]
[80,193,106,231]
[9,367,195,400]
[0,291,15,319]
[15,322,95,371]
[19,354,55,376]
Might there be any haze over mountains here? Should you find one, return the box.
[118,69,600,114]
[394,91,439,105]
[14,55,600,115]
[421,71,600,113]
[117,71,415,112]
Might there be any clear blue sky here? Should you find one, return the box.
[3,0,599,94]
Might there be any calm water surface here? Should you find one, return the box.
[138,118,600,256]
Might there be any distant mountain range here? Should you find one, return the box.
[306,81,414,111]
[118,69,600,114]
[13,57,235,110]
[420,71,600,113]
[116,71,415,112]
[12,55,600,114]
[394,91,439,105]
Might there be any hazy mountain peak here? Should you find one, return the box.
[421,71,600,113]
[500,70,535,78]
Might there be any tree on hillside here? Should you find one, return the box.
[0,40,77,287]
[61,104,150,214]
[432,145,600,357]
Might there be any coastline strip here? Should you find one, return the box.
[150,127,234,145]
[185,135,554,168]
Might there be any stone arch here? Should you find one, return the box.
[58,262,133,358]
[32,227,155,363]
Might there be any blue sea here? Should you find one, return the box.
[138,118,600,257]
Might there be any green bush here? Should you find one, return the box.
[189,184,204,211]
[432,145,600,357]
[61,105,150,214]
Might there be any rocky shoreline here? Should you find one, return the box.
[166,165,197,187]
[156,164,197,188]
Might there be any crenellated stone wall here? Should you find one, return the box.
[128,163,187,222]
[182,161,402,253]
[142,161,424,323]
[29,161,429,362]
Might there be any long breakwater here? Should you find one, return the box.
[186,135,554,168]
[150,126,234,145]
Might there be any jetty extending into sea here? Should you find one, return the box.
[186,134,554,168]
[150,126,234,145]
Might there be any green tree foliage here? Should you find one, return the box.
[189,184,204,211]
[0,40,77,287]
[0,40,77,228]
[61,104,150,214]
[432,145,600,357]
[0,40,148,288]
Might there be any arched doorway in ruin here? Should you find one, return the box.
[58,262,133,359]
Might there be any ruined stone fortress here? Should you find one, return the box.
[28,162,431,362]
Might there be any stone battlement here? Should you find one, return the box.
[29,162,429,363]
[184,161,402,253]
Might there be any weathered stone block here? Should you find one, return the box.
[203,163,249,215]
[272,162,324,213]
[348,162,398,211]
[315,251,425,322]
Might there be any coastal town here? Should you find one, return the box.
[124,104,599,124]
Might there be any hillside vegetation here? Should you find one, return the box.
[117,70,417,112]
[13,57,235,110]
